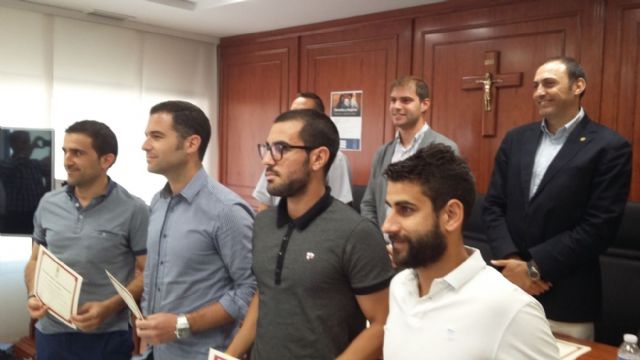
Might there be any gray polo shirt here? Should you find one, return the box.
[251,191,393,360]
[32,179,149,334]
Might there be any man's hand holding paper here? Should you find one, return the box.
[26,296,48,320]
[71,300,117,332]
[33,246,83,329]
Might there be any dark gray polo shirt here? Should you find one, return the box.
[251,191,393,360]
[32,180,148,334]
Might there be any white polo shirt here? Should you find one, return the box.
[384,248,559,360]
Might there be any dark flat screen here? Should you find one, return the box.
[0,128,54,236]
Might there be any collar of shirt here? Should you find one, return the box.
[540,107,584,139]
[395,122,430,150]
[276,187,333,230]
[65,176,116,209]
[417,247,485,299]
[159,167,207,203]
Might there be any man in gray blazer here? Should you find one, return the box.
[361,76,458,228]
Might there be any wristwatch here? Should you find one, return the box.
[527,260,541,281]
[175,314,191,339]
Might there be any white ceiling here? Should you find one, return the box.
[4,0,442,39]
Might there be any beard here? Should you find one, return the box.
[266,161,311,198]
[390,221,447,269]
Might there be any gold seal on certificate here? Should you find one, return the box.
[33,246,83,329]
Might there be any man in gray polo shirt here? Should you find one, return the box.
[227,109,393,360]
[24,120,149,360]
[136,100,255,359]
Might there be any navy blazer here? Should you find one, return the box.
[483,114,632,322]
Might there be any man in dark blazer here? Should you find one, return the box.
[483,57,631,340]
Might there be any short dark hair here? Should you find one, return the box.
[9,130,29,146]
[8,131,30,156]
[543,56,587,99]
[150,100,211,160]
[274,109,339,175]
[65,120,118,159]
[384,144,476,222]
[296,92,325,113]
[390,76,430,101]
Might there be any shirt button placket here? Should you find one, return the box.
[75,202,84,232]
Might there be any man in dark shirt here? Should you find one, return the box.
[227,109,393,359]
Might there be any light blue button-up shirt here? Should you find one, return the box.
[142,168,256,360]
[529,108,584,198]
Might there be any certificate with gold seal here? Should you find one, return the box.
[33,246,83,329]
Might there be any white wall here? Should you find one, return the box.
[0,6,218,343]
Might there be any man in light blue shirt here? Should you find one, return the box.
[137,100,256,359]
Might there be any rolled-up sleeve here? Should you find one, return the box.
[215,203,257,319]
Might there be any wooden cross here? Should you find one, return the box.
[461,51,522,137]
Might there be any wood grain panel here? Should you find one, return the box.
[217,0,640,202]
[601,0,640,200]
[218,38,298,206]
[414,0,605,193]
[300,20,412,185]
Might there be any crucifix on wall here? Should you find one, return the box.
[461,51,522,137]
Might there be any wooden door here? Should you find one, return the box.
[218,38,298,206]
[299,19,412,185]
[414,0,605,193]
[601,0,640,201]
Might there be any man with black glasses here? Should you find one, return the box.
[252,92,352,212]
[226,109,393,360]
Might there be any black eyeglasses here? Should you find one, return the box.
[257,142,314,161]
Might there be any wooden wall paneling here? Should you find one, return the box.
[413,0,605,193]
[601,0,640,200]
[218,0,469,47]
[299,20,412,185]
[218,38,298,206]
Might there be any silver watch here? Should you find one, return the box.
[175,314,191,339]
[527,260,541,281]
